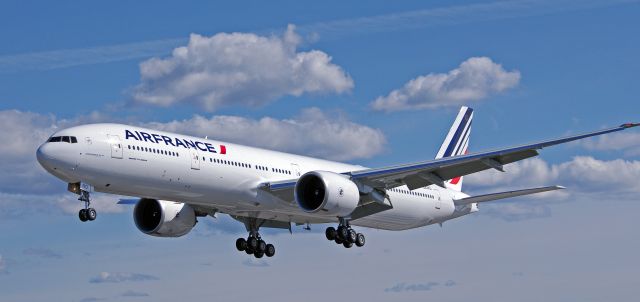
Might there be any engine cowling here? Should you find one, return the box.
[294,171,360,217]
[133,199,196,237]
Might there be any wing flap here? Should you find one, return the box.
[453,185,565,206]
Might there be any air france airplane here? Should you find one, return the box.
[36,107,638,259]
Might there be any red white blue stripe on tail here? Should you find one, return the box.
[435,106,473,192]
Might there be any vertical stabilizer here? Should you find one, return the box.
[435,106,473,192]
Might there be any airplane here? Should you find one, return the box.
[36,107,638,259]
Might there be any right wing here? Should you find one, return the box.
[453,185,565,206]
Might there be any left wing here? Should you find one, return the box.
[350,123,638,191]
[261,123,638,197]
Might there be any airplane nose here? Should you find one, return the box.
[36,143,56,170]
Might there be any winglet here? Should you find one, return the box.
[621,122,640,129]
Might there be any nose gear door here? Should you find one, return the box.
[107,135,123,159]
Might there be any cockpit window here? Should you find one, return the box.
[48,136,78,144]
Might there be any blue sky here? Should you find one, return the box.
[1,1,639,301]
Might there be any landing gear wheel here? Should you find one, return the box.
[355,233,365,247]
[265,244,275,257]
[335,237,344,244]
[257,240,267,253]
[78,209,88,222]
[245,247,254,255]
[347,229,357,243]
[254,251,264,258]
[337,226,348,240]
[343,241,353,248]
[325,227,337,240]
[247,236,258,250]
[87,208,97,221]
[236,238,247,251]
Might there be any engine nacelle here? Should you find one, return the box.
[294,171,360,217]
[133,199,196,237]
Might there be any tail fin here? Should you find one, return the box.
[435,106,473,192]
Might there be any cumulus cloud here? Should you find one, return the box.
[146,108,386,161]
[89,272,158,284]
[23,248,63,259]
[465,156,640,221]
[132,25,353,111]
[371,57,520,111]
[579,132,640,157]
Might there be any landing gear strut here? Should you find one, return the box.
[234,218,275,258]
[325,218,365,248]
[77,188,97,222]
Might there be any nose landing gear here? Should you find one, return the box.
[325,218,365,248]
[75,185,96,222]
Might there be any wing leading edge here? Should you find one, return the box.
[259,122,638,202]
[350,123,639,191]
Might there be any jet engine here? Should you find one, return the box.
[133,198,196,237]
[294,171,360,217]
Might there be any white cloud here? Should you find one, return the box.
[465,156,640,221]
[579,132,640,157]
[371,57,520,111]
[132,25,353,111]
[146,108,386,161]
[89,272,158,284]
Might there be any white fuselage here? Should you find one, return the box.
[36,123,475,231]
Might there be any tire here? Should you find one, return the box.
[87,208,97,221]
[236,238,247,251]
[347,229,357,243]
[254,251,264,259]
[337,226,348,240]
[355,233,365,247]
[343,241,353,248]
[325,227,337,241]
[247,237,258,250]
[78,209,88,222]
[335,237,344,244]
[265,244,275,257]
[257,240,267,253]
[245,247,254,255]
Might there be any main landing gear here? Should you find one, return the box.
[235,233,275,258]
[77,189,97,222]
[234,218,275,258]
[325,219,365,249]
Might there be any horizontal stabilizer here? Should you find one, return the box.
[453,185,565,206]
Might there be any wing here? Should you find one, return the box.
[453,185,565,206]
[261,123,638,197]
[350,123,639,190]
